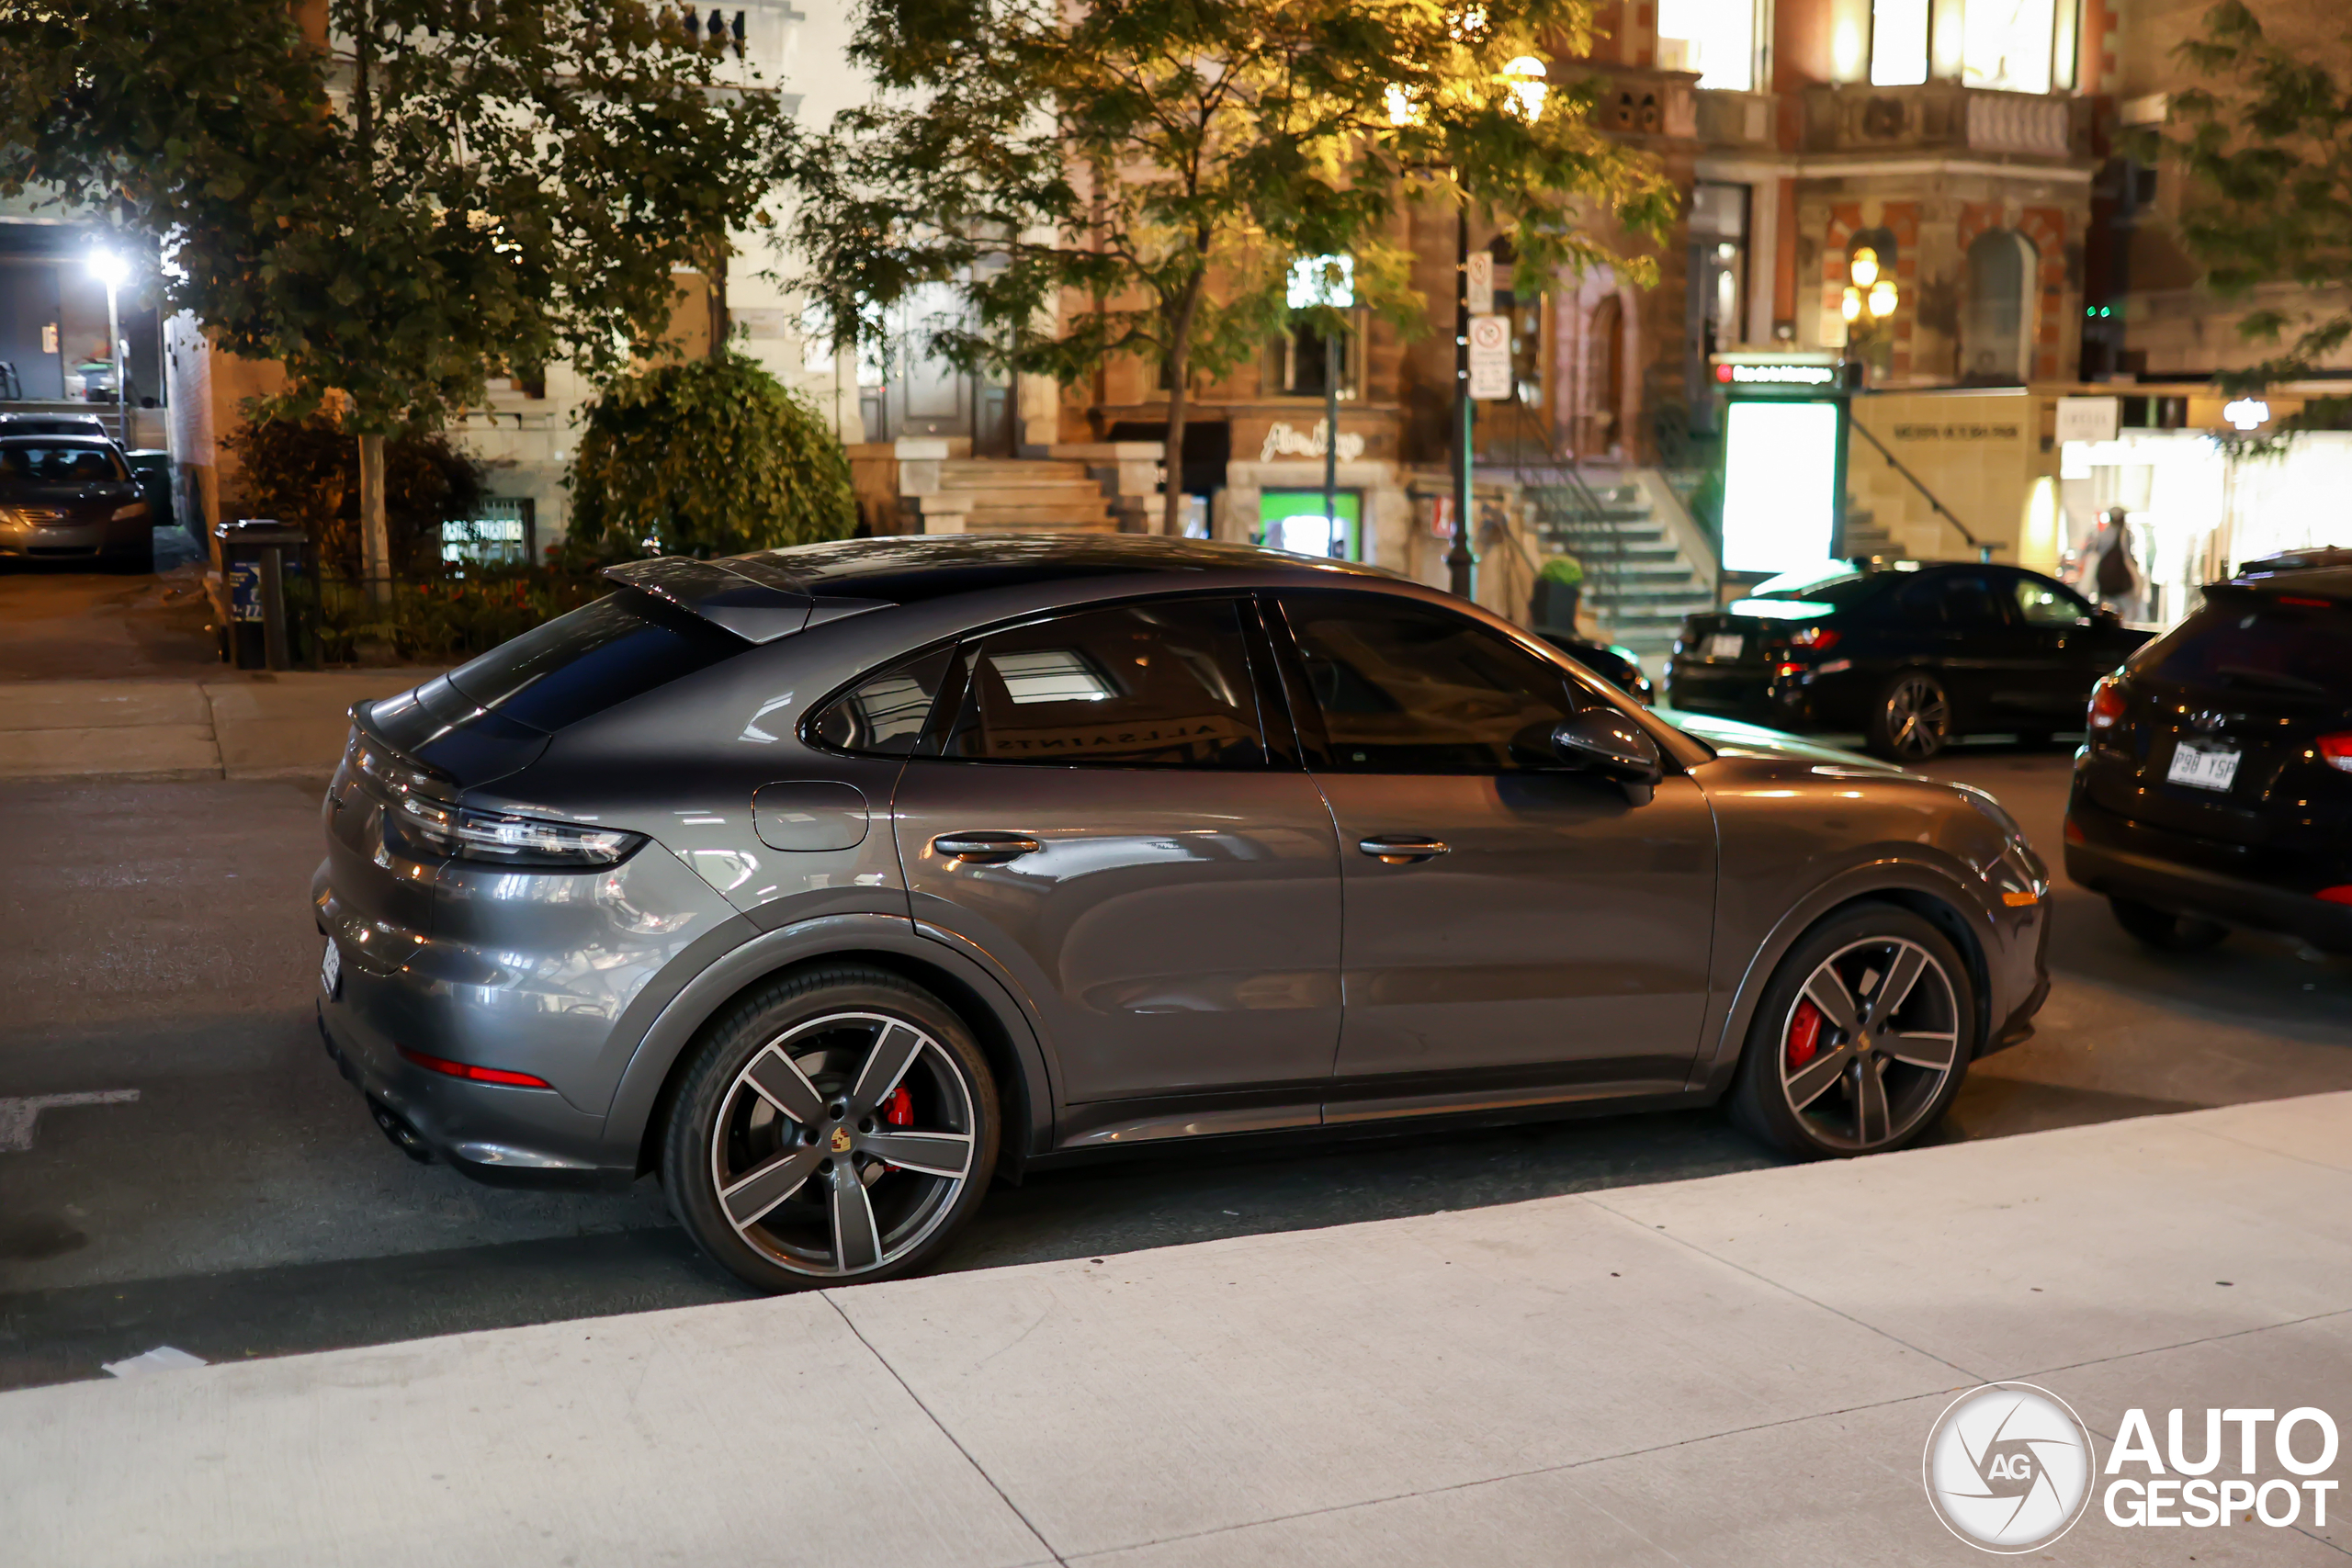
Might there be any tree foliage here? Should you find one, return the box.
[0,0,791,431]
[2161,1,2352,389]
[569,355,858,558]
[793,0,1674,531]
[227,412,482,578]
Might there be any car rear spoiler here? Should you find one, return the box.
[600,556,888,643]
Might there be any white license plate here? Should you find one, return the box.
[2167,741,2242,793]
[321,937,342,998]
[1706,633,1746,661]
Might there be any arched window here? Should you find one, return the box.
[1963,230,2036,384]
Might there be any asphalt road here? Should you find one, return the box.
[3,741,2348,1389]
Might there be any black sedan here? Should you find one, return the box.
[1665,560,2150,761]
[0,436,154,571]
[2065,563,2352,953]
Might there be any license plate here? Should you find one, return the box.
[1706,633,1746,661]
[2166,741,2242,793]
[321,937,342,999]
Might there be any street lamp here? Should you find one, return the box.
[1841,246,1897,330]
[1393,56,1547,602]
[85,246,129,444]
[1287,254,1356,558]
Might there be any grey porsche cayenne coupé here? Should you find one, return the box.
[315,536,2051,1291]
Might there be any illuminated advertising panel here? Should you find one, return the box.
[1721,400,1840,573]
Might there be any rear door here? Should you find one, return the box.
[893,595,1343,1104]
[1272,592,1717,1100]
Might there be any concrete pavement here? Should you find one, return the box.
[4,1092,2348,1567]
[0,671,439,780]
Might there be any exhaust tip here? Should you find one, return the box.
[368,1097,435,1164]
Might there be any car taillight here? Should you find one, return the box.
[394,795,646,867]
[1789,626,1840,652]
[2317,886,2352,905]
[2087,676,2127,731]
[399,1047,553,1089]
[2318,733,2352,773]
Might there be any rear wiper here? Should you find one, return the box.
[2214,663,2332,695]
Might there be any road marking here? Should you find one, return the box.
[0,1089,141,1152]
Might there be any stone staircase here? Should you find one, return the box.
[914,458,1118,535]
[1517,466,1718,658]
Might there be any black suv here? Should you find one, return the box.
[2065,565,2352,953]
[1667,560,2149,761]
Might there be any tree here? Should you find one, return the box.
[2160,1,2352,390]
[569,355,858,558]
[793,0,1674,535]
[1,0,791,587]
[227,412,483,579]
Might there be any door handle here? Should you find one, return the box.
[1358,835,1449,865]
[932,832,1042,864]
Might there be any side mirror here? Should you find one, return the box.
[2092,605,2121,626]
[1551,709,1662,784]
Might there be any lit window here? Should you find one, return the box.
[1871,0,1928,85]
[1656,0,1754,90]
[1964,0,2057,94]
[441,500,530,566]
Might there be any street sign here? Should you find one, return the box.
[1467,314,1512,400]
[1465,251,1494,316]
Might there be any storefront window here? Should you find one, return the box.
[1871,0,1929,86]
[1657,0,1755,90]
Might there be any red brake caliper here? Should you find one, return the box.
[1786,998,1824,1071]
[878,1085,913,1170]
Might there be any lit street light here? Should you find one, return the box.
[85,245,129,445]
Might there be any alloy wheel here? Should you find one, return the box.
[1883,676,1951,761]
[1777,936,1961,1151]
[708,1010,978,1278]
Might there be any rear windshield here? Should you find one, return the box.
[1746,570,1886,607]
[0,442,128,483]
[444,588,747,732]
[2135,595,2352,698]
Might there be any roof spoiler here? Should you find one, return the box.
[600,555,890,643]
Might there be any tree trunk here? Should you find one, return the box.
[1159,274,1205,536]
[357,433,390,604]
[705,237,729,360]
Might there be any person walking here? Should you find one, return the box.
[2092,507,2143,621]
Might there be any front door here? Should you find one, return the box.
[1272,592,1718,1096]
[894,595,1343,1103]
[2005,570,2130,719]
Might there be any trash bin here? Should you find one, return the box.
[213,519,310,671]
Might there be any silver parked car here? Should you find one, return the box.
[315,536,2051,1291]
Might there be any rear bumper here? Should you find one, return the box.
[2064,795,2352,953]
[1665,664,1866,731]
[317,1002,634,1190]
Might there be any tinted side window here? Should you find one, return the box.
[1938,574,2005,627]
[937,598,1267,767]
[2141,598,2352,696]
[1283,596,1582,773]
[443,589,748,732]
[808,648,956,756]
[2011,573,2089,626]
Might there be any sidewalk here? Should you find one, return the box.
[4,1093,2346,1566]
[0,671,439,780]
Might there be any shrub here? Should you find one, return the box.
[225,412,483,579]
[569,354,856,558]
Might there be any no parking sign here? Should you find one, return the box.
[1466,314,1511,400]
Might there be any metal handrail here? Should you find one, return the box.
[1848,414,1999,562]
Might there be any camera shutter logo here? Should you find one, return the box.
[1923,1382,2097,1552]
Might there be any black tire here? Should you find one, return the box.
[661,965,999,1292]
[1863,671,1954,761]
[2109,895,2228,953]
[1730,903,1975,1159]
